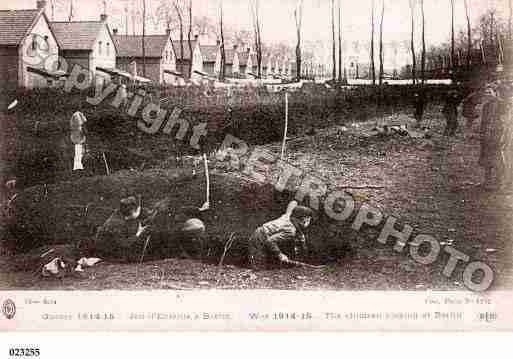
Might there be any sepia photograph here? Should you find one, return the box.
[0,0,512,332]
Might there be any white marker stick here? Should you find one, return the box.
[281,92,289,161]
[102,152,110,176]
[199,153,210,212]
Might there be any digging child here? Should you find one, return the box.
[92,196,207,263]
[247,201,314,270]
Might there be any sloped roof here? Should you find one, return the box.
[51,21,105,51]
[172,40,197,61]
[114,34,169,58]
[200,45,218,63]
[0,9,43,46]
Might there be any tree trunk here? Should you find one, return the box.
[142,0,146,77]
[379,0,384,86]
[331,0,336,81]
[131,4,135,35]
[421,0,426,85]
[68,0,73,22]
[174,2,185,75]
[125,6,129,35]
[187,0,193,78]
[450,0,455,74]
[251,0,263,78]
[464,0,472,70]
[370,0,376,85]
[219,2,226,81]
[509,0,512,40]
[294,0,303,83]
[409,0,416,84]
[338,0,342,82]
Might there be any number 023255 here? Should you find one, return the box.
[9,348,40,357]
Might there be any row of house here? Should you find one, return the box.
[0,0,331,90]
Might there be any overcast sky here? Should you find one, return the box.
[3,0,511,60]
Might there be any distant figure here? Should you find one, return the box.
[443,91,461,137]
[118,83,128,109]
[462,90,482,131]
[479,86,503,188]
[413,92,426,127]
[70,111,87,171]
[247,201,313,270]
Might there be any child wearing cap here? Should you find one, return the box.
[248,201,313,270]
[93,196,147,262]
[93,197,206,262]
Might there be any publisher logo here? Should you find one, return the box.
[2,299,16,320]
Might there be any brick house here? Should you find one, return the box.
[238,48,254,77]
[113,30,176,84]
[200,43,220,76]
[50,15,117,81]
[224,46,240,77]
[0,1,60,90]
[171,38,203,80]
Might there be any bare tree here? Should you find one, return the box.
[131,1,136,35]
[294,0,304,82]
[124,5,129,35]
[450,0,455,73]
[173,0,185,73]
[68,0,74,21]
[409,0,416,84]
[219,0,226,81]
[193,16,217,35]
[509,0,512,39]
[379,0,384,86]
[338,0,342,82]
[331,0,336,81]
[187,0,193,78]
[420,0,426,84]
[142,0,146,77]
[463,0,472,69]
[48,0,55,20]
[370,0,376,85]
[490,9,495,45]
[250,0,263,78]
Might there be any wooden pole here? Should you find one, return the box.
[281,92,289,162]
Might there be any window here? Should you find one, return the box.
[31,34,37,51]
[98,41,102,55]
[106,42,110,56]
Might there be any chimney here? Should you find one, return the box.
[36,0,47,10]
[100,14,108,22]
[112,28,118,35]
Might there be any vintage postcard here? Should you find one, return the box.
[0,0,512,333]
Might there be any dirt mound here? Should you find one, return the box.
[5,166,351,265]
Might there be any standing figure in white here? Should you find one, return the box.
[70,111,87,171]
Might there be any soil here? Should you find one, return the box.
[1,103,511,291]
